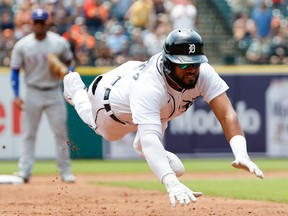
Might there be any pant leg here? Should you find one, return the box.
[18,88,42,177]
[45,88,71,175]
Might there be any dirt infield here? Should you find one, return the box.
[0,172,287,216]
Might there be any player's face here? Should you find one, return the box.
[169,63,201,89]
[32,20,48,35]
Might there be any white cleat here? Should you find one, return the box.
[61,173,76,183]
[63,91,74,106]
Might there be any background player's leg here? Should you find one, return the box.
[18,88,42,182]
[45,89,75,182]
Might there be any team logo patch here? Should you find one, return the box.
[188,44,196,54]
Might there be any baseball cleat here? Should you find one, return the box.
[13,172,30,183]
[61,173,76,183]
[63,91,74,106]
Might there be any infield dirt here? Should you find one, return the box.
[0,172,287,216]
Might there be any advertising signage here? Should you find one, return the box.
[165,72,288,157]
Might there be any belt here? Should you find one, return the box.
[91,75,103,95]
[28,84,58,91]
[103,76,126,125]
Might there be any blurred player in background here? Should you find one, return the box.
[10,8,76,183]
[63,28,264,206]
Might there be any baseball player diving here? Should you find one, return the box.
[63,29,264,207]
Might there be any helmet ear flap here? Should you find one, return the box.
[163,56,172,74]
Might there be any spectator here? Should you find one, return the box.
[74,25,97,65]
[143,15,172,56]
[128,27,148,61]
[94,37,113,66]
[269,28,288,64]
[125,0,155,29]
[0,10,14,30]
[245,37,271,64]
[152,0,166,15]
[110,0,132,23]
[83,0,110,35]
[169,0,198,30]
[251,1,273,39]
[230,0,254,18]
[46,1,74,35]
[106,24,129,64]
[232,11,256,54]
[0,28,16,66]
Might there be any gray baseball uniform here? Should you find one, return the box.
[10,31,74,179]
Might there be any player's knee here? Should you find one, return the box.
[166,151,185,177]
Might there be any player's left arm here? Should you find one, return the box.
[209,92,264,179]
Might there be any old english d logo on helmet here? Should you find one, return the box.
[188,44,196,54]
[167,43,204,56]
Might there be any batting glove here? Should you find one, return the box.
[162,173,203,207]
[230,135,264,179]
[232,156,264,179]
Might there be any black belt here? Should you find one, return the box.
[103,76,126,125]
[91,75,103,95]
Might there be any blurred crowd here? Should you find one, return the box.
[0,0,198,67]
[230,0,288,64]
[0,0,287,67]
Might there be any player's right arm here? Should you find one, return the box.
[138,124,203,207]
[131,81,203,207]
[10,68,24,110]
[10,40,25,110]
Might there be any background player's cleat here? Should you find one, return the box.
[61,173,76,183]
[13,172,30,183]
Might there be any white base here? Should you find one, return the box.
[0,175,24,184]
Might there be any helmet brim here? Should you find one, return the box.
[166,54,208,64]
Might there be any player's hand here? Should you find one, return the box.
[163,173,203,207]
[232,156,264,179]
[14,97,24,110]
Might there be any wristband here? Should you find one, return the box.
[162,173,179,186]
[68,66,75,72]
[229,135,248,159]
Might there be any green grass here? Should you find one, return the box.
[95,177,288,203]
[1,158,287,203]
[0,158,286,174]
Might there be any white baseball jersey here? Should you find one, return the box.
[87,52,229,141]
[66,52,228,180]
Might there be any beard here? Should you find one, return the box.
[168,71,199,89]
